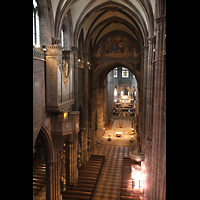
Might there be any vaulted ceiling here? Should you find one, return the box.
[49,0,158,50]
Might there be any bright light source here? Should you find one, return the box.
[131,163,145,191]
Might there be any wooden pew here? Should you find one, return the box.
[120,158,142,200]
[62,155,105,200]
[33,161,46,196]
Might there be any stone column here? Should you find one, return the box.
[65,133,78,185]
[46,160,55,200]
[72,46,79,111]
[52,136,62,200]
[141,46,149,154]
[96,83,104,137]
[150,15,166,200]
[83,52,89,163]
[104,77,108,123]
[144,35,155,199]
[91,86,97,150]
[81,130,88,165]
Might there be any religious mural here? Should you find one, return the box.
[94,31,141,73]
[95,31,140,58]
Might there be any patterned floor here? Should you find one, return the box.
[91,143,131,200]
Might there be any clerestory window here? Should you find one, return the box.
[33,0,40,47]
[122,67,129,78]
[114,67,118,78]
[61,26,64,47]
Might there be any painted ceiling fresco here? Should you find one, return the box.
[93,31,141,73]
[94,31,140,59]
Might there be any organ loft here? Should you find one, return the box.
[33,0,166,199]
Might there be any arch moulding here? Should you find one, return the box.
[93,60,141,90]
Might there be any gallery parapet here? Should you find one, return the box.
[46,99,74,113]
[33,46,45,61]
[51,111,80,136]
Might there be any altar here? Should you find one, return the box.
[116,132,122,137]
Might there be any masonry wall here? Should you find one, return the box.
[78,68,85,112]
[33,58,51,148]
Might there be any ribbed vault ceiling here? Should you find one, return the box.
[50,0,156,48]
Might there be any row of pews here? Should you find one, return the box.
[33,161,46,196]
[62,155,105,200]
[120,158,140,200]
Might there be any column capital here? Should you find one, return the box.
[72,46,79,51]
[45,45,62,56]
[156,15,166,24]
[147,36,156,44]
[52,37,61,45]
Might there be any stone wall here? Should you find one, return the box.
[33,49,51,148]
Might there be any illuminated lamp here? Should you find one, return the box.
[64,112,68,119]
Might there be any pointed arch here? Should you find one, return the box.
[34,125,54,162]
[93,60,141,91]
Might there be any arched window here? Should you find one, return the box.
[114,67,118,78]
[122,67,129,78]
[33,0,40,47]
[61,26,64,47]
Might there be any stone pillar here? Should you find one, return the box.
[52,136,62,200]
[72,46,79,111]
[81,130,88,164]
[91,86,97,150]
[83,52,89,162]
[46,160,55,200]
[96,84,104,137]
[144,35,155,199]
[65,133,78,185]
[104,77,108,123]
[74,133,78,182]
[150,15,166,200]
[141,46,149,154]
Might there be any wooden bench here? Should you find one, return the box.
[62,155,105,200]
[120,158,143,200]
[33,161,46,196]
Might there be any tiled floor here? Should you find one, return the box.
[91,142,132,200]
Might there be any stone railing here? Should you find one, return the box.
[51,111,79,135]
[33,46,45,61]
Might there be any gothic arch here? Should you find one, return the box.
[54,0,153,48]
[74,1,148,49]
[93,60,141,91]
[33,125,55,200]
[34,125,54,162]
[85,16,145,54]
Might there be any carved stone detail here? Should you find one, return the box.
[33,47,45,61]
[57,57,72,88]
[46,99,74,113]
